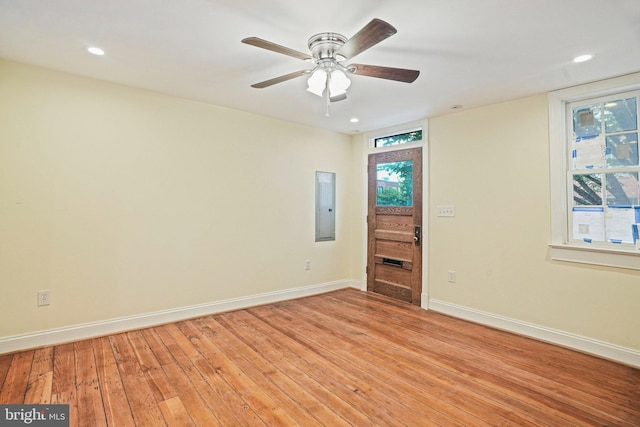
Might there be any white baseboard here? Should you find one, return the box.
[428,298,640,368]
[0,279,360,354]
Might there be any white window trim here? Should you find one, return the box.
[548,72,640,270]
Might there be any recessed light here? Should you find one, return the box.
[350,117,359,123]
[87,46,105,56]
[573,54,592,63]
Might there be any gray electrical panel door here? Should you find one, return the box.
[315,171,335,241]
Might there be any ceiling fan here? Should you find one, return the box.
[242,18,420,109]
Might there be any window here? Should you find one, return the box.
[549,73,640,270]
[376,161,413,206]
[374,129,422,148]
[569,93,640,245]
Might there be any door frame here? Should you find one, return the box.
[359,121,429,308]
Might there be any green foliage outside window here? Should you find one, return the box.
[375,130,422,147]
[377,161,413,206]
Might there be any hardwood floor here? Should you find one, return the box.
[1,288,639,426]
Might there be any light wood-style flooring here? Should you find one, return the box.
[1,288,639,426]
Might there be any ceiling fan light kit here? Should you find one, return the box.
[242,18,420,114]
[306,68,351,99]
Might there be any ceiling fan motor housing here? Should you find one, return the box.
[308,33,347,70]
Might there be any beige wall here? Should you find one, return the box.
[428,94,640,350]
[0,60,354,338]
[2,58,638,353]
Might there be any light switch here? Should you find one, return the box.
[437,206,455,217]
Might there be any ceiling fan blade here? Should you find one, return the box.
[250,70,311,88]
[349,64,420,83]
[336,19,397,60]
[242,37,313,61]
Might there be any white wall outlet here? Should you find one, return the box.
[447,271,457,283]
[437,206,456,217]
[37,290,51,306]
[305,260,311,271]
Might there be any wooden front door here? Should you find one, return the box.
[367,147,422,305]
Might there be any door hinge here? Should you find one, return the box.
[366,265,369,275]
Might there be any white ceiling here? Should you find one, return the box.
[1,0,639,134]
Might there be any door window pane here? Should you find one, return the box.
[376,161,413,206]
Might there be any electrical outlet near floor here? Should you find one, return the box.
[37,290,51,306]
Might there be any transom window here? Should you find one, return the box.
[374,129,422,148]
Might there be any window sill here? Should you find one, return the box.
[550,244,640,271]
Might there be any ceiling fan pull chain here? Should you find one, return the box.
[325,92,330,117]
[325,73,331,117]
